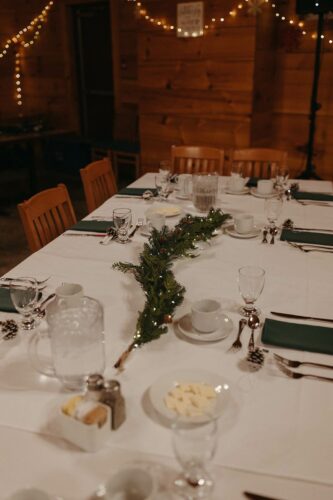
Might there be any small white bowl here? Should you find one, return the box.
[105,466,158,500]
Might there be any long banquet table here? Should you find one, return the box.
[0,173,332,499]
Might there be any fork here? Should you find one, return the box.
[287,242,333,254]
[1,276,50,286]
[229,318,247,351]
[274,353,333,370]
[276,362,333,382]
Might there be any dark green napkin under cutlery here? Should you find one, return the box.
[294,191,333,202]
[118,187,157,196]
[70,220,114,233]
[280,228,333,247]
[0,288,16,313]
[246,177,260,188]
[262,318,333,355]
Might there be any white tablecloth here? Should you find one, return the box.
[0,175,332,499]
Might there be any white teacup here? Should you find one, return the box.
[105,466,157,500]
[234,214,254,234]
[228,176,246,193]
[55,282,83,308]
[146,211,166,231]
[257,179,273,195]
[191,299,222,333]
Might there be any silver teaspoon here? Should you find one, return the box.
[247,313,260,352]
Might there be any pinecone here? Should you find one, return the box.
[247,348,265,368]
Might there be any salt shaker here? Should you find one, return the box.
[85,374,105,401]
[101,380,126,430]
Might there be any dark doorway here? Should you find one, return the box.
[72,1,114,141]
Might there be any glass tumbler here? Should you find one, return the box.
[113,208,132,243]
[192,173,218,213]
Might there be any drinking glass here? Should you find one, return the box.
[29,296,105,391]
[155,174,171,201]
[238,266,265,316]
[275,166,289,191]
[159,160,171,178]
[113,208,132,243]
[10,277,39,330]
[230,162,243,177]
[192,172,218,213]
[264,197,283,229]
[172,419,218,499]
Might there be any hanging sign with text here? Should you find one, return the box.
[177,2,204,37]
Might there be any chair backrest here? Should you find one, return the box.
[80,157,117,213]
[171,146,224,174]
[18,183,77,253]
[228,148,288,178]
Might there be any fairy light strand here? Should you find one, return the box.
[126,0,333,46]
[0,1,54,107]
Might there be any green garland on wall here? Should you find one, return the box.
[112,208,231,370]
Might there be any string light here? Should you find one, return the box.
[0,1,54,107]
[126,0,333,46]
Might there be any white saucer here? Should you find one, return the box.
[250,188,278,199]
[225,225,261,239]
[225,187,250,195]
[177,313,233,342]
[149,204,182,217]
[175,193,190,200]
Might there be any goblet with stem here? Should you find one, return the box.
[155,173,171,201]
[10,277,39,330]
[113,208,132,244]
[264,197,283,230]
[238,266,265,317]
[172,419,218,499]
[275,165,289,192]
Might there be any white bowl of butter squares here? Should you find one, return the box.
[59,395,111,452]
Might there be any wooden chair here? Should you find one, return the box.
[18,183,77,253]
[171,146,224,174]
[227,148,288,178]
[80,158,117,213]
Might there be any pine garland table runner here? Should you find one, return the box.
[113,209,231,370]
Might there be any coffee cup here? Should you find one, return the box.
[146,211,166,231]
[55,282,83,308]
[228,176,246,193]
[257,179,273,195]
[105,466,158,500]
[191,299,222,333]
[234,214,254,234]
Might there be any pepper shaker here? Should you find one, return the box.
[101,380,126,430]
[85,373,105,402]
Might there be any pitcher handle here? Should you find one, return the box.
[28,330,56,378]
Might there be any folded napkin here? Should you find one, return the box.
[69,220,114,233]
[245,177,259,188]
[0,288,16,313]
[280,228,333,247]
[294,191,333,202]
[118,187,157,196]
[262,318,333,355]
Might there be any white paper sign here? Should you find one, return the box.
[177,2,204,37]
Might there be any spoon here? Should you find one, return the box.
[262,228,268,244]
[270,227,278,245]
[247,313,260,352]
[33,293,56,318]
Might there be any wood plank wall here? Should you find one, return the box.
[0,0,333,179]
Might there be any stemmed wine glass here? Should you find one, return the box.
[238,266,265,317]
[264,197,283,229]
[155,173,171,201]
[10,277,39,330]
[113,208,132,244]
[275,166,289,192]
[172,419,218,499]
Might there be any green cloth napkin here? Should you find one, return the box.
[262,318,333,355]
[70,220,114,233]
[294,191,333,202]
[118,187,157,196]
[0,288,16,313]
[280,228,333,247]
[246,177,259,188]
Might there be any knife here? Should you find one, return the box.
[292,226,333,234]
[244,492,283,500]
[271,311,333,323]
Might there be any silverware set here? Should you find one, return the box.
[287,241,333,254]
[276,362,333,382]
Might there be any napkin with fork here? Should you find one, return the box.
[262,318,333,355]
[280,228,333,247]
[0,288,16,313]
[293,191,333,202]
[69,220,114,233]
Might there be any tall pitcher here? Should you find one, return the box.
[192,172,218,213]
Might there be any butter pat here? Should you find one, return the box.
[164,381,217,417]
